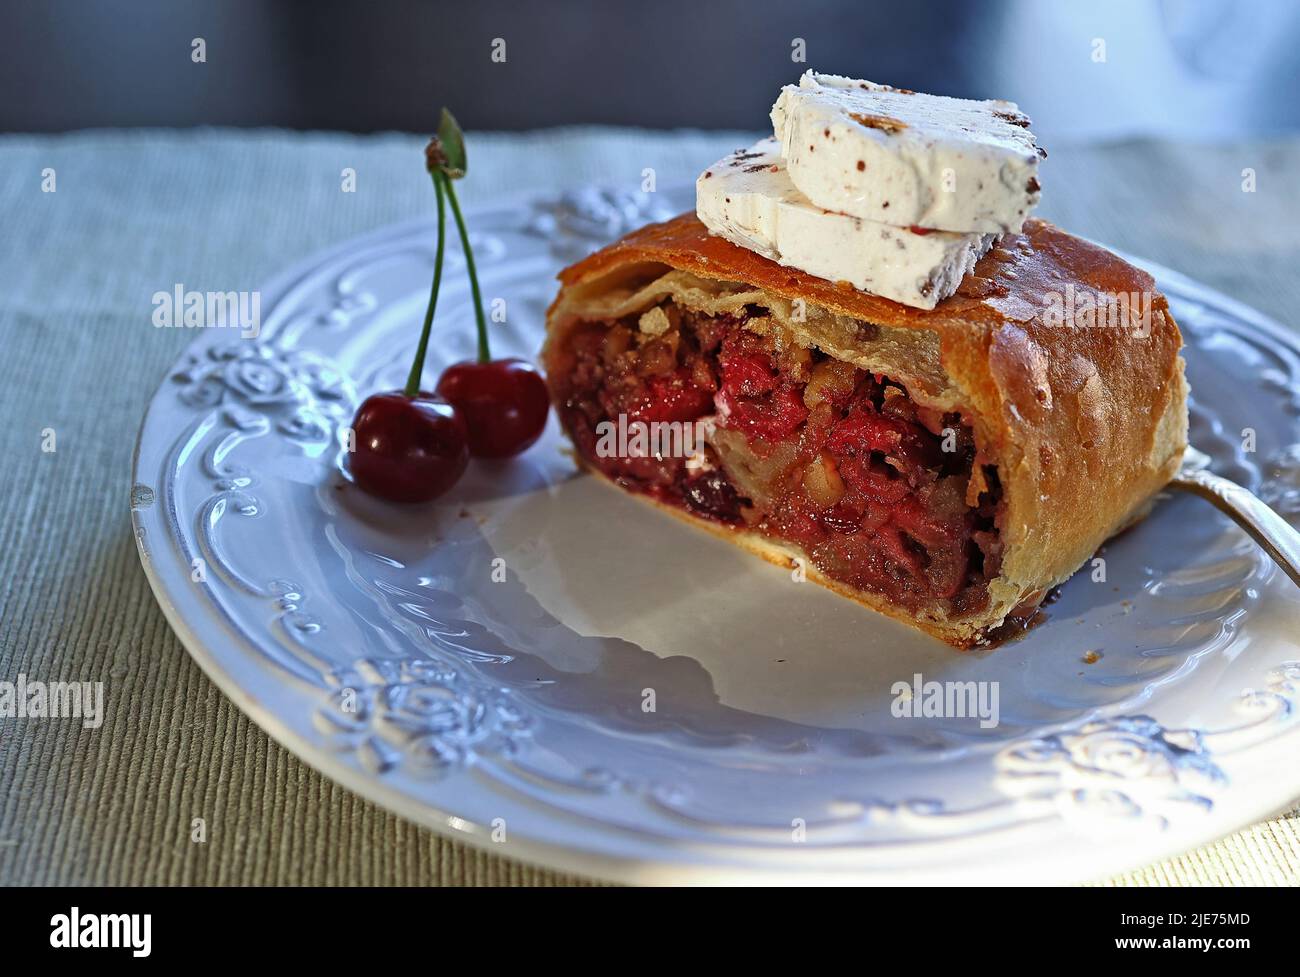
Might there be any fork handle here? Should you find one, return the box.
[1169,471,1300,588]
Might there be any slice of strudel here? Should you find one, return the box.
[541,213,1188,647]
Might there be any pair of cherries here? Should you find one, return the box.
[350,359,548,502]
[348,111,549,504]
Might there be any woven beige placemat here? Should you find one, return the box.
[0,128,1296,886]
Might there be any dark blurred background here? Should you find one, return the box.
[2,0,1298,139]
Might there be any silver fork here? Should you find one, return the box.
[1168,446,1300,587]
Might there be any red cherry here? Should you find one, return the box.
[348,391,468,502]
[435,358,550,458]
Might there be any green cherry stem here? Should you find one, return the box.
[440,171,490,364]
[404,171,447,399]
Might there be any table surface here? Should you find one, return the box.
[1,127,1298,886]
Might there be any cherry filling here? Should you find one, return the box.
[551,305,1003,614]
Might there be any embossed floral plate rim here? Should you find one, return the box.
[131,190,1300,885]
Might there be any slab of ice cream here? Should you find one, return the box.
[696,138,995,310]
[770,71,1044,234]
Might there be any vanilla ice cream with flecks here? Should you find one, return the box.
[696,138,995,310]
[770,71,1044,234]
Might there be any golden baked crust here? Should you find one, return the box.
[543,213,1188,646]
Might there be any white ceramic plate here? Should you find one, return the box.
[132,186,1300,885]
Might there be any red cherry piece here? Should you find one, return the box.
[720,384,809,441]
[632,369,715,425]
[349,391,468,502]
[435,358,550,458]
[719,350,776,398]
